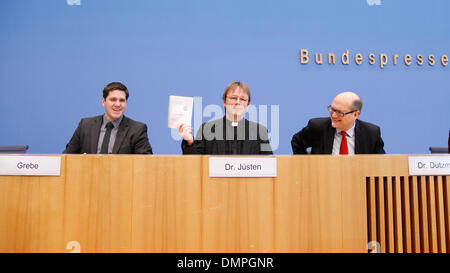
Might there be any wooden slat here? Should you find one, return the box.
[384,177,395,253]
[401,176,413,253]
[419,176,430,253]
[375,177,386,253]
[393,176,403,253]
[443,176,450,252]
[410,176,422,252]
[367,177,378,252]
[435,176,447,253]
[426,176,438,253]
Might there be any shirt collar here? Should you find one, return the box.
[103,115,123,129]
[336,122,355,138]
[224,116,245,127]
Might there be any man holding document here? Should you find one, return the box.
[176,81,272,155]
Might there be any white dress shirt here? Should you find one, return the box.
[332,123,356,155]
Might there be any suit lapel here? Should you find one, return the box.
[113,116,129,154]
[354,120,362,154]
[324,119,335,154]
[90,116,103,154]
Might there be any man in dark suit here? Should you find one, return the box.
[291,91,385,154]
[64,82,152,154]
[177,81,272,155]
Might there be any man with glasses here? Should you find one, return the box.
[177,81,272,154]
[291,91,385,154]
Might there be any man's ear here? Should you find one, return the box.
[101,97,105,107]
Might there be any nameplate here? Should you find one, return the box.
[408,156,450,175]
[209,157,277,177]
[0,156,61,176]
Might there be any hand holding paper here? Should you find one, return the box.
[178,123,194,145]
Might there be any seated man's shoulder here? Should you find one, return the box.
[122,116,148,128]
[357,119,381,131]
[78,115,103,125]
[308,117,331,128]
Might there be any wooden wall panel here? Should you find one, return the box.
[131,156,202,252]
[1,155,449,253]
[366,175,450,253]
[0,160,65,253]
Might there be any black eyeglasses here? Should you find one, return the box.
[327,105,357,118]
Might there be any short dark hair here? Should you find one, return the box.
[103,82,129,100]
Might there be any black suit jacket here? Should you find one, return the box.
[291,117,385,154]
[182,117,273,155]
[64,115,153,154]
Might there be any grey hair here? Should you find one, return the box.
[352,98,363,111]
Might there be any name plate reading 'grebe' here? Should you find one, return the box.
[0,156,61,176]
[209,157,277,177]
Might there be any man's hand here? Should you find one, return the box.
[178,123,194,145]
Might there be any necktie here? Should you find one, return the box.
[100,122,114,154]
[339,131,348,155]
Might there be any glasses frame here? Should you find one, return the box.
[327,105,357,118]
[226,96,249,104]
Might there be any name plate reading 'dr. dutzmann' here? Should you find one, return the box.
[209,157,277,177]
[408,156,450,175]
[0,156,61,176]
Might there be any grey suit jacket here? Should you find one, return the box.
[291,117,385,154]
[64,115,152,154]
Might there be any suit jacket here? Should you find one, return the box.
[182,117,273,155]
[64,115,153,154]
[291,117,385,154]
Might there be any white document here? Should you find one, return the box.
[168,95,194,128]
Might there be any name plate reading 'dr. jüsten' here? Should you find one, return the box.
[209,157,277,177]
[0,156,61,176]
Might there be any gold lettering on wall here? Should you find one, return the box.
[417,54,423,66]
[298,49,448,68]
[355,53,363,65]
[341,50,349,65]
[442,55,448,66]
[428,54,435,65]
[380,54,388,68]
[300,49,309,64]
[393,54,399,65]
[404,54,412,66]
[368,53,375,65]
[315,53,323,64]
[328,53,336,64]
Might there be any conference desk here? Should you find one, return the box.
[0,155,448,253]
